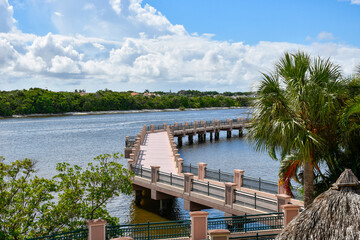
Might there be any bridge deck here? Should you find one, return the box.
[137,131,177,174]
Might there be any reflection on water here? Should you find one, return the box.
[0,108,279,224]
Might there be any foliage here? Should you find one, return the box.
[0,88,254,117]
[247,51,347,206]
[0,153,134,240]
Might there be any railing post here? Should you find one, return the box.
[87,219,106,240]
[127,159,134,170]
[276,194,291,212]
[151,124,154,132]
[283,204,301,227]
[208,229,230,240]
[178,158,184,174]
[184,173,194,193]
[151,166,160,183]
[198,162,208,180]
[233,169,244,188]
[190,211,209,240]
[163,123,167,130]
[225,183,237,206]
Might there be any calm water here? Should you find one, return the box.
[0,109,279,223]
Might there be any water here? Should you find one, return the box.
[0,108,279,224]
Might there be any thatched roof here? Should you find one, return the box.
[276,169,360,240]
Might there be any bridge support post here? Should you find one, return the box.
[215,131,219,140]
[190,211,209,240]
[151,166,160,183]
[198,163,208,180]
[227,130,232,138]
[225,183,237,207]
[178,158,184,174]
[234,169,244,188]
[208,229,230,240]
[151,124,154,132]
[283,204,301,227]
[239,128,243,137]
[276,194,291,212]
[203,133,206,142]
[87,219,106,240]
[189,135,194,145]
[210,132,213,141]
[177,136,182,146]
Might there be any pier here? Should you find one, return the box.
[125,119,303,217]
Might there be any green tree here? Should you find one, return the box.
[0,153,134,240]
[247,51,346,207]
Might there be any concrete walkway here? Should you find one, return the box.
[137,131,177,174]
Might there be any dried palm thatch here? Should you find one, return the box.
[276,169,360,240]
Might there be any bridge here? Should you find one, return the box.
[125,119,303,217]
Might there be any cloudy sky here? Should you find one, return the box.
[1,0,360,92]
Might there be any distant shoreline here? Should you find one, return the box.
[0,107,249,119]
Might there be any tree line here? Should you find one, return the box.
[0,88,254,117]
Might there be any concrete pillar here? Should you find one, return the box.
[125,136,129,146]
[276,194,291,212]
[184,173,194,193]
[87,219,106,240]
[178,158,184,174]
[190,211,209,240]
[175,122,178,127]
[233,169,244,188]
[208,229,230,240]
[163,123,167,130]
[227,130,231,138]
[283,204,301,227]
[189,135,194,145]
[215,131,220,140]
[151,124,154,132]
[203,133,206,142]
[175,153,180,164]
[178,136,182,146]
[198,162,208,180]
[239,128,243,137]
[225,183,237,206]
[210,132,213,141]
[151,166,160,183]
[127,159,134,170]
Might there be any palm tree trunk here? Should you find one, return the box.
[303,159,314,207]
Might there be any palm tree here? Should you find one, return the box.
[248,51,346,207]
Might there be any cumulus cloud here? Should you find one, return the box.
[350,0,360,4]
[317,31,335,41]
[49,0,186,40]
[0,0,16,32]
[0,0,360,92]
[1,32,360,92]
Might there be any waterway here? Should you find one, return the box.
[0,108,279,224]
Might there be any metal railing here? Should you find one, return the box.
[125,136,136,148]
[242,176,278,194]
[182,166,278,195]
[234,190,277,212]
[131,165,151,179]
[229,233,278,239]
[158,171,184,188]
[192,180,225,200]
[106,220,191,240]
[26,229,88,240]
[208,212,283,233]
[183,163,198,176]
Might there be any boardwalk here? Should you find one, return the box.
[126,120,304,216]
[138,131,177,173]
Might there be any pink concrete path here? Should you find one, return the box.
[137,131,177,174]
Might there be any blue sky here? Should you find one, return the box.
[1,0,360,92]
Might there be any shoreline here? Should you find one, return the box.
[0,107,249,119]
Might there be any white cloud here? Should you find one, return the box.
[0,0,16,32]
[0,0,359,92]
[317,31,335,41]
[54,11,63,17]
[1,32,360,92]
[350,0,360,4]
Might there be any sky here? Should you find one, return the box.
[0,0,360,92]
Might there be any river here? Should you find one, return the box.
[0,108,280,224]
